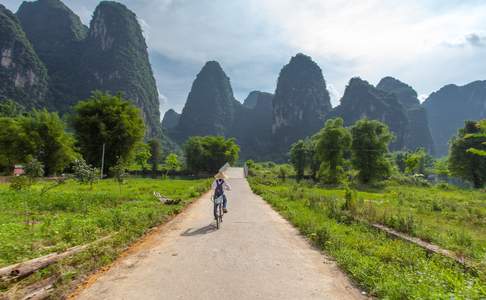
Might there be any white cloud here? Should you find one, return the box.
[4,0,486,112]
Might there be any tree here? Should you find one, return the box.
[72,159,99,189]
[305,137,321,181]
[0,100,24,117]
[148,139,162,175]
[110,158,128,193]
[0,117,30,173]
[71,91,145,176]
[164,153,181,177]
[184,136,239,174]
[134,143,151,171]
[404,148,428,175]
[20,110,77,175]
[316,118,351,184]
[449,120,486,188]
[466,120,486,157]
[0,111,76,175]
[351,119,393,184]
[24,158,45,184]
[289,140,307,180]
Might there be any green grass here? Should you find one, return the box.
[0,177,209,296]
[249,176,486,299]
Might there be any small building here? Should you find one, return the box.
[13,165,25,176]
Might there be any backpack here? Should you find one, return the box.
[214,179,224,198]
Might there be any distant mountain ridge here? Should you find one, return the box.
[376,77,435,154]
[169,57,484,160]
[0,0,162,138]
[0,4,48,109]
[327,77,409,151]
[424,81,486,156]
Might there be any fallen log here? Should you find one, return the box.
[0,235,112,281]
[372,224,471,267]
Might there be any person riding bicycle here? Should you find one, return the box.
[212,172,231,213]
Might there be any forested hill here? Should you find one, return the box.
[423,81,486,156]
[0,0,162,138]
[167,56,485,160]
[0,4,48,109]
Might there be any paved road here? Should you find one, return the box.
[76,168,363,300]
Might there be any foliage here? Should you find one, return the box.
[25,158,45,181]
[0,177,210,296]
[20,110,78,175]
[184,136,239,174]
[148,139,162,175]
[110,158,128,191]
[466,119,486,157]
[72,159,99,188]
[0,110,77,175]
[249,172,486,298]
[433,157,450,179]
[316,118,351,184]
[71,91,145,176]
[404,148,432,175]
[351,119,393,184]
[163,153,181,177]
[289,140,307,180]
[0,100,24,117]
[9,176,30,191]
[449,120,486,188]
[133,143,151,171]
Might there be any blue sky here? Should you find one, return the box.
[4,0,486,115]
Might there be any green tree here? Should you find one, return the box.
[404,148,428,175]
[164,153,181,177]
[24,158,45,183]
[449,120,486,188]
[72,159,99,189]
[134,143,151,171]
[0,117,30,172]
[110,158,128,193]
[433,157,450,180]
[316,118,351,184]
[20,110,77,175]
[289,140,307,180]
[148,139,162,175]
[72,92,145,176]
[0,100,24,117]
[351,119,393,184]
[305,138,321,181]
[184,136,239,174]
[0,111,76,175]
[466,120,486,157]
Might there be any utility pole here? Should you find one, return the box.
[100,143,106,179]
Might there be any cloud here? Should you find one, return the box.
[3,0,486,114]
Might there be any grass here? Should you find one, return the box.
[249,174,486,299]
[0,177,210,296]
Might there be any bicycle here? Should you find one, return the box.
[213,194,224,229]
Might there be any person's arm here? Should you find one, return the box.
[211,180,217,189]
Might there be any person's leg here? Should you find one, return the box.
[223,195,228,212]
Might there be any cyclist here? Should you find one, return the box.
[212,172,231,213]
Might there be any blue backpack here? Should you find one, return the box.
[215,179,224,198]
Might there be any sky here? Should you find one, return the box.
[4,0,486,116]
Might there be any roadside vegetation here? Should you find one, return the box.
[249,165,486,298]
[0,177,210,296]
[0,94,239,298]
[247,117,486,298]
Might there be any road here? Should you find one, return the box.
[75,168,363,300]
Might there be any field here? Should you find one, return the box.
[0,177,210,296]
[249,167,486,299]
